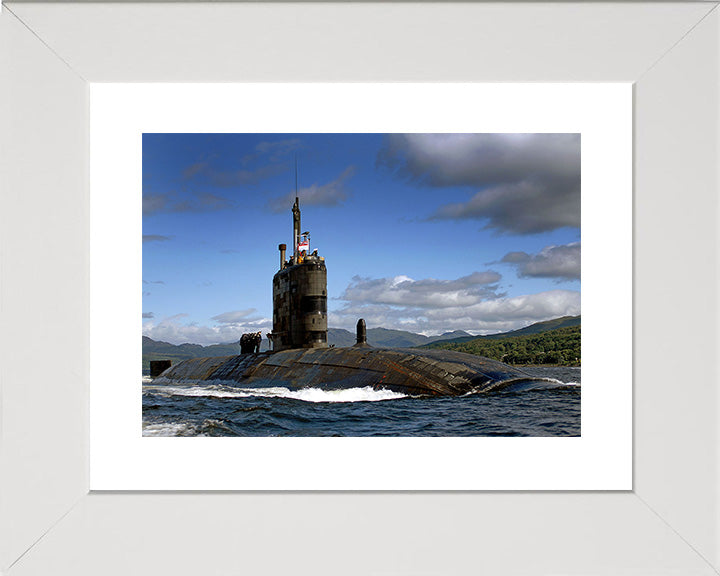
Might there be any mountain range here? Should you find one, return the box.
[417,315,581,347]
[142,316,580,371]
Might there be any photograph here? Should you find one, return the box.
[142,133,581,437]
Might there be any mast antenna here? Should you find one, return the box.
[292,155,301,261]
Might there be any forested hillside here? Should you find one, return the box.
[424,326,580,366]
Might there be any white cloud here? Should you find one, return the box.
[142,312,272,345]
[143,191,234,216]
[268,166,355,213]
[501,242,581,281]
[378,133,580,234]
[256,139,300,153]
[211,309,260,324]
[244,139,302,164]
[331,290,580,335]
[142,234,172,243]
[204,164,285,188]
[332,270,579,335]
[142,195,171,216]
[143,282,580,343]
[340,271,503,309]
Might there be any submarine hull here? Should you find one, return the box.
[154,347,549,396]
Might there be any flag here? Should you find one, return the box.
[298,240,309,252]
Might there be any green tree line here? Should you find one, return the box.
[426,326,580,366]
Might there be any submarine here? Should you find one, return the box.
[153,195,550,396]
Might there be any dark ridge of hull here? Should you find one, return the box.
[154,346,546,396]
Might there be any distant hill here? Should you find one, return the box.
[329,327,472,348]
[368,327,430,347]
[142,317,578,371]
[421,321,581,366]
[143,336,245,357]
[493,315,581,338]
[327,328,356,347]
[142,327,472,371]
[142,332,294,371]
[421,316,581,347]
[142,336,268,372]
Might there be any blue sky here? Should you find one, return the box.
[143,133,580,345]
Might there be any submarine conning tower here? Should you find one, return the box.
[271,196,328,351]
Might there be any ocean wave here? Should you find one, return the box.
[142,418,235,437]
[143,383,407,403]
[270,386,407,403]
[142,421,203,436]
[144,384,252,399]
[528,377,581,388]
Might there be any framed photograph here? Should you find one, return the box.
[2,2,718,574]
[90,83,631,490]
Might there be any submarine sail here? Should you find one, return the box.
[271,195,328,351]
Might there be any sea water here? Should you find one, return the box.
[142,366,580,437]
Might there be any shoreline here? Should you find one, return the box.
[516,364,581,368]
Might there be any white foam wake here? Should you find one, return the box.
[142,418,232,437]
[142,421,203,436]
[144,383,407,403]
[538,377,581,387]
[145,384,253,399]
[259,386,407,403]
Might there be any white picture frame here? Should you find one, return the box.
[1,2,718,574]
